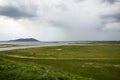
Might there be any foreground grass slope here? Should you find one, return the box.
[0,43,120,80]
[0,57,92,80]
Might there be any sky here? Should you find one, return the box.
[0,0,120,41]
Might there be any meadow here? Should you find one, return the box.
[0,42,120,80]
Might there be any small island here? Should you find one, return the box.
[8,38,39,42]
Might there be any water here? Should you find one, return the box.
[0,42,68,51]
[0,41,90,51]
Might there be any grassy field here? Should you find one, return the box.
[0,42,120,80]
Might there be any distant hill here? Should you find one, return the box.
[8,38,39,42]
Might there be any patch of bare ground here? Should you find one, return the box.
[4,54,120,60]
[0,44,29,48]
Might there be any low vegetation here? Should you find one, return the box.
[0,57,92,80]
[0,42,120,80]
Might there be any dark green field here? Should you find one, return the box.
[0,42,120,80]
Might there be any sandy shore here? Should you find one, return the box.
[0,42,69,51]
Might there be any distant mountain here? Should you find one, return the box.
[8,38,39,42]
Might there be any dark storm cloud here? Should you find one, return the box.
[101,13,120,22]
[102,0,120,4]
[0,6,37,19]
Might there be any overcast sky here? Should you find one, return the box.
[0,0,120,41]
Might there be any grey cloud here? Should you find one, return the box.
[102,0,120,4]
[100,12,120,32]
[0,6,37,19]
[55,4,68,11]
[74,0,85,3]
[51,20,67,28]
[101,13,120,22]
[100,0,120,32]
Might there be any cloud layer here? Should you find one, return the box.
[0,6,37,19]
[0,0,120,41]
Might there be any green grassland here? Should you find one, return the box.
[0,42,120,80]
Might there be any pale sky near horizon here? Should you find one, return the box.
[0,0,120,41]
